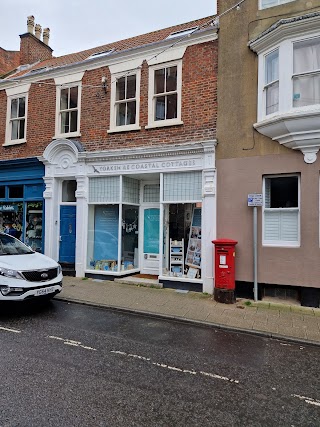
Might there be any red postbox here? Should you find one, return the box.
[212,239,238,304]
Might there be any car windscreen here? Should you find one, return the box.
[0,234,34,255]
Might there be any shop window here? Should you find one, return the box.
[25,203,43,252]
[263,175,300,246]
[122,177,139,204]
[163,171,202,202]
[9,185,23,199]
[0,187,5,198]
[121,205,139,270]
[89,177,120,203]
[62,180,77,202]
[0,202,23,239]
[162,203,202,280]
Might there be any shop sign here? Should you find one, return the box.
[0,205,18,212]
[92,159,200,174]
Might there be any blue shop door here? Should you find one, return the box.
[59,206,76,264]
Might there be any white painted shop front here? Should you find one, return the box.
[39,139,217,293]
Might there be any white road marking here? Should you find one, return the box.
[292,394,320,407]
[0,326,21,333]
[47,335,97,351]
[111,350,239,384]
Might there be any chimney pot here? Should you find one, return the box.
[27,15,35,34]
[43,27,50,45]
[34,23,42,39]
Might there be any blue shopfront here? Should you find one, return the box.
[0,158,45,252]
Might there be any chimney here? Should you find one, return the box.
[34,23,42,39]
[19,16,53,65]
[43,28,50,45]
[27,15,35,34]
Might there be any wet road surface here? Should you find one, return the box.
[0,300,319,427]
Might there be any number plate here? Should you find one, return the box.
[35,286,55,296]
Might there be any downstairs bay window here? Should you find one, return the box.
[263,175,300,247]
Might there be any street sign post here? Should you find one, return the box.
[248,194,262,302]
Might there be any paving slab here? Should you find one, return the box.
[56,276,320,346]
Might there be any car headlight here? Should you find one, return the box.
[57,265,62,275]
[0,267,24,280]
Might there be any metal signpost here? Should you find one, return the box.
[247,193,263,302]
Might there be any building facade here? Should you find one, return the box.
[0,16,218,293]
[217,0,320,306]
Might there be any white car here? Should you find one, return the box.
[0,233,62,301]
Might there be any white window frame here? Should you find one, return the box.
[54,73,84,139]
[262,174,300,247]
[257,34,320,121]
[264,49,279,115]
[4,84,31,146]
[108,68,141,133]
[259,0,295,9]
[146,60,183,129]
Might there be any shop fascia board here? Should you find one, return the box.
[0,28,218,91]
[254,108,320,163]
[83,140,217,163]
[248,13,320,53]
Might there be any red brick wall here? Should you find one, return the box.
[20,34,52,65]
[0,40,217,159]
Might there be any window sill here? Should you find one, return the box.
[107,125,141,134]
[262,242,300,248]
[3,139,26,147]
[145,120,183,130]
[53,132,81,139]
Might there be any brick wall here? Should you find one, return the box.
[0,40,217,159]
[20,33,53,66]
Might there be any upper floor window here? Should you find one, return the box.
[265,50,279,115]
[54,72,84,139]
[4,84,30,146]
[260,0,295,9]
[116,74,137,126]
[108,64,141,133]
[147,60,183,128]
[293,37,320,108]
[263,175,300,246]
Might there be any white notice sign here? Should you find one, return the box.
[248,193,263,207]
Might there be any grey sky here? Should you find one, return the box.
[1,0,217,57]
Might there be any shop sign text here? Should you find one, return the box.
[93,159,198,173]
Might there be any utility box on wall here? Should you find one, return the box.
[212,239,238,304]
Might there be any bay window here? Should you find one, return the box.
[265,50,279,115]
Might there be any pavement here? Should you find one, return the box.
[56,276,320,346]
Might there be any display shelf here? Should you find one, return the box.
[170,238,184,277]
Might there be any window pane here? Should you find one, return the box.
[265,176,298,208]
[294,37,320,74]
[60,88,69,110]
[11,120,18,140]
[69,87,78,108]
[11,98,18,119]
[155,69,165,94]
[126,75,136,99]
[265,50,279,84]
[19,119,25,139]
[127,101,136,124]
[166,66,177,92]
[266,81,279,114]
[166,94,177,119]
[0,187,5,198]
[62,180,77,202]
[116,103,126,126]
[18,97,25,117]
[293,74,320,107]
[9,186,23,198]
[69,111,77,132]
[121,205,139,271]
[116,77,126,101]
[61,112,69,133]
[155,96,165,120]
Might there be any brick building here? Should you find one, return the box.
[0,15,218,292]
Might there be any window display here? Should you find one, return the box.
[25,204,43,252]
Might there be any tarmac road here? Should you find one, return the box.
[0,299,319,427]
